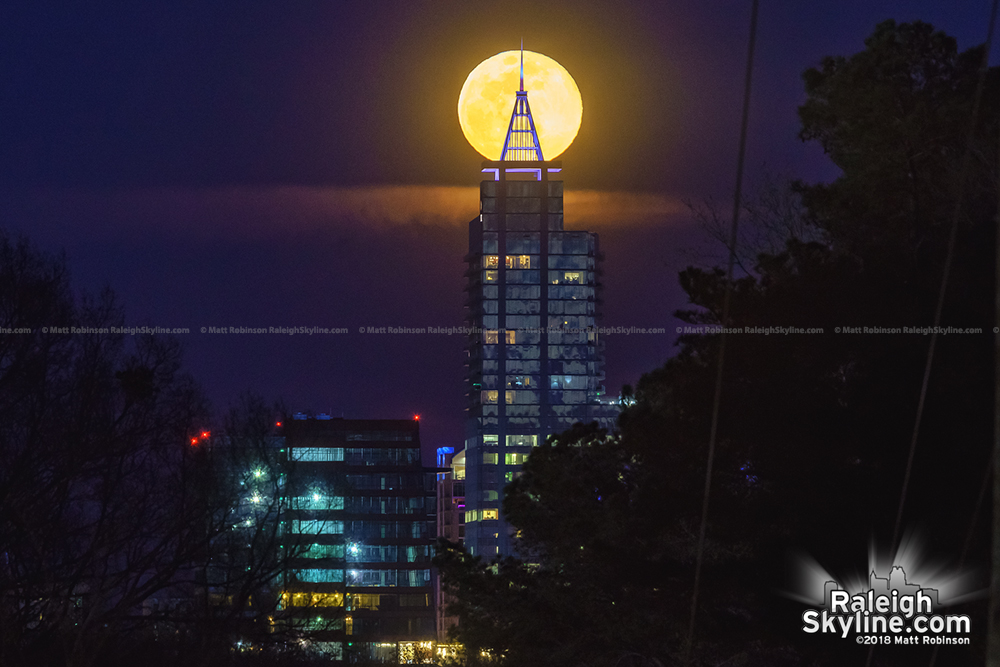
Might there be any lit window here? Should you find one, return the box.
[291,520,344,535]
[292,495,345,510]
[483,452,498,464]
[505,391,516,404]
[290,447,345,462]
[506,435,538,447]
[483,255,499,269]
[564,271,583,284]
[483,509,499,520]
[505,255,531,269]
[484,271,498,282]
[302,544,345,559]
[506,330,516,344]
[505,452,528,465]
[505,472,514,482]
[484,330,499,344]
[349,593,381,610]
[481,390,498,404]
[483,434,499,444]
[312,592,344,607]
[295,568,346,583]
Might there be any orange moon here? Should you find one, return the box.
[458,50,583,160]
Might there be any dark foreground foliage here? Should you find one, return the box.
[0,235,324,666]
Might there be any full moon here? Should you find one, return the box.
[458,50,582,160]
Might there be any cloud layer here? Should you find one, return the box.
[1,185,686,240]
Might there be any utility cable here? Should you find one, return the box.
[868,3,999,665]
[682,1,759,663]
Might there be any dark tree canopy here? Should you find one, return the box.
[0,235,327,667]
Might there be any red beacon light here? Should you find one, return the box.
[190,437,198,446]
[200,431,210,439]
[276,421,282,427]
[413,414,420,421]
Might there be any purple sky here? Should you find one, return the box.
[1,0,996,457]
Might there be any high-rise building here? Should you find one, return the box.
[434,447,465,641]
[463,58,616,558]
[434,447,466,546]
[280,415,438,663]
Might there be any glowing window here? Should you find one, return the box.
[505,330,516,344]
[505,452,528,465]
[295,569,345,583]
[483,255,499,269]
[482,452,498,464]
[484,330,499,344]
[301,544,345,559]
[291,495,345,510]
[481,390,498,404]
[505,255,531,269]
[484,271,498,282]
[505,472,514,482]
[314,643,343,659]
[350,594,381,610]
[564,272,583,284]
[290,448,344,462]
[312,592,344,607]
[506,434,538,447]
[505,391,516,404]
[292,520,344,535]
[483,434,499,444]
[482,509,499,520]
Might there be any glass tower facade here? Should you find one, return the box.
[281,416,437,662]
[464,162,616,557]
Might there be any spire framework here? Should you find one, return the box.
[500,47,544,162]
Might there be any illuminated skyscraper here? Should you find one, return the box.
[463,55,615,557]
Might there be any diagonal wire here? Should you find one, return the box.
[889,0,998,556]
[682,1,759,664]
[988,24,1000,664]
[867,3,999,666]
[929,448,992,666]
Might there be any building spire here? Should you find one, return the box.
[519,38,524,92]
[501,42,544,162]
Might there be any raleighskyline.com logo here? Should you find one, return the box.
[801,566,970,645]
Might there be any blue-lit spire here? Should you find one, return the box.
[519,38,524,91]
[500,43,544,162]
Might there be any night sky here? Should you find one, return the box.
[1,0,995,457]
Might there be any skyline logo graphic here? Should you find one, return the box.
[789,535,980,647]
